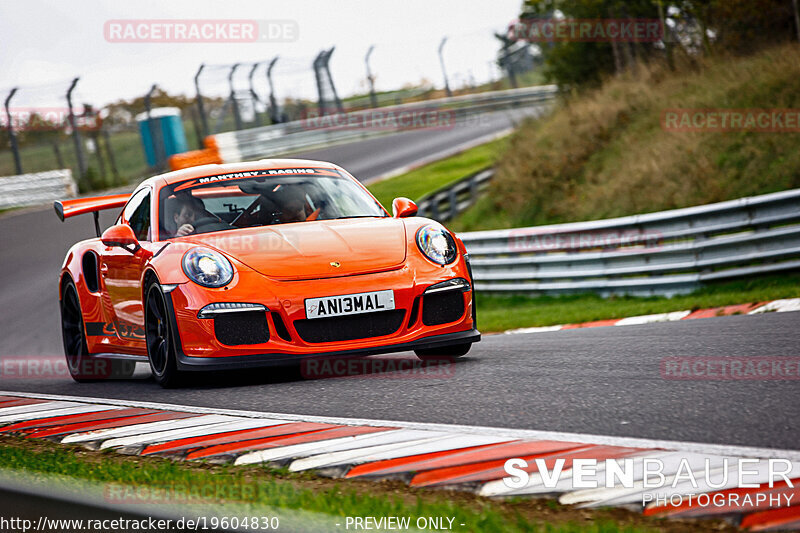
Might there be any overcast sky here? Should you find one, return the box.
[0,0,523,109]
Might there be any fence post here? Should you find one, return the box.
[430,195,441,221]
[470,172,480,204]
[52,140,65,169]
[448,187,458,220]
[266,56,280,124]
[438,37,453,97]
[90,128,107,180]
[66,78,87,190]
[144,84,165,170]
[313,51,327,115]
[315,48,343,115]
[324,48,344,114]
[3,88,22,175]
[101,125,120,184]
[189,107,204,150]
[248,62,263,127]
[194,64,209,138]
[228,63,243,131]
[365,45,378,109]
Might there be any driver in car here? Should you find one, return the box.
[172,194,203,237]
[273,184,320,223]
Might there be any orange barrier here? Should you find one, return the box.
[168,136,222,171]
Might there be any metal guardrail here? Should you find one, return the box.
[211,85,558,163]
[0,169,77,209]
[417,168,494,221]
[459,187,800,297]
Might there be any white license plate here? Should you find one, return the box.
[305,290,395,319]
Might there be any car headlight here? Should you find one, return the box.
[416,225,457,265]
[182,248,234,288]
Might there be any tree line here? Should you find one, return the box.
[519,0,800,87]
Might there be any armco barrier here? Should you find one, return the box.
[170,85,558,170]
[417,168,494,221]
[459,187,800,297]
[0,169,77,210]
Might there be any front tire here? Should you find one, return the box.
[414,342,472,359]
[145,280,183,387]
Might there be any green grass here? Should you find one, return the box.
[477,273,800,332]
[0,115,206,192]
[452,44,800,232]
[0,438,662,533]
[367,137,508,211]
[0,130,152,192]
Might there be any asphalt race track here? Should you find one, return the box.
[297,107,539,180]
[0,313,798,450]
[0,105,539,359]
[0,108,798,452]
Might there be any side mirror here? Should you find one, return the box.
[101,224,140,254]
[392,197,418,218]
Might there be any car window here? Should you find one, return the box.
[158,169,387,240]
[122,189,151,242]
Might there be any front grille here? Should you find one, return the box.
[294,310,406,343]
[422,290,465,326]
[214,312,269,345]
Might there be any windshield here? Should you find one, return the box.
[158,168,387,240]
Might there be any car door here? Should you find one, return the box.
[100,187,154,350]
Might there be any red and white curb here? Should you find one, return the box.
[504,299,800,335]
[0,392,799,530]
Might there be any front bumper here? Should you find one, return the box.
[171,327,480,371]
[164,260,478,369]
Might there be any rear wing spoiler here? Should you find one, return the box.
[54,194,130,237]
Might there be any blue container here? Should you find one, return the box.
[136,107,188,167]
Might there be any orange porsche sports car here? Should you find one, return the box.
[55,159,479,387]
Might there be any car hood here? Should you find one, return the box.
[184,218,407,280]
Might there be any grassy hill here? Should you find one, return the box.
[451,44,800,231]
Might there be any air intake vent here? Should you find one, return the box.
[271,311,292,342]
[407,296,421,328]
[82,252,99,293]
[294,310,405,343]
[214,312,269,346]
[422,291,464,326]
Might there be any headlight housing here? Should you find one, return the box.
[182,248,234,288]
[416,225,457,265]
